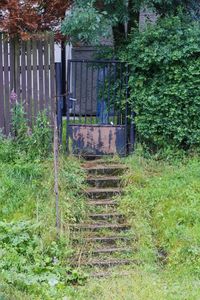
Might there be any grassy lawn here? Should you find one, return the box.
[0,135,200,299]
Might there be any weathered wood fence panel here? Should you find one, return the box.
[0,33,55,135]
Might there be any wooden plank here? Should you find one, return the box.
[32,40,38,121]
[0,34,5,132]
[3,38,10,135]
[44,35,50,116]
[21,41,27,107]
[9,38,15,92]
[15,39,21,100]
[26,40,32,126]
[49,34,55,125]
[38,40,44,111]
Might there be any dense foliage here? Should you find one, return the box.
[125,16,200,151]
[61,0,200,47]
[144,0,200,17]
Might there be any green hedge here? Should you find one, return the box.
[125,16,200,152]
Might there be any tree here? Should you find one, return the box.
[61,0,200,48]
[144,0,200,17]
[0,0,71,39]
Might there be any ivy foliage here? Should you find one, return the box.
[124,16,200,151]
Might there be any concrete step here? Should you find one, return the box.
[83,236,134,245]
[76,258,134,267]
[89,213,124,221]
[85,247,132,255]
[88,199,118,212]
[87,176,121,188]
[84,165,127,176]
[71,223,131,232]
[86,188,122,199]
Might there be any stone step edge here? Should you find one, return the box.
[86,188,122,193]
[88,200,118,206]
[72,258,136,267]
[88,213,124,218]
[71,223,130,230]
[81,247,133,255]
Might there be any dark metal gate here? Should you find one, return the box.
[65,59,135,157]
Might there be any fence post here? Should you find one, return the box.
[54,113,60,238]
[55,62,63,144]
[0,34,5,133]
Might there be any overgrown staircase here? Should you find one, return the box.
[70,160,136,277]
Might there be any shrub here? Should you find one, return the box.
[11,103,52,159]
[125,16,200,152]
[0,221,86,299]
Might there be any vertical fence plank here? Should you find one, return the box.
[21,41,27,107]
[50,34,55,125]
[4,38,10,134]
[10,38,15,92]
[32,40,38,121]
[38,40,44,111]
[15,39,21,100]
[44,35,50,116]
[0,34,5,132]
[27,40,32,126]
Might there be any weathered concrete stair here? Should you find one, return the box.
[70,162,135,277]
[83,247,132,255]
[89,213,124,221]
[88,199,117,206]
[83,236,134,245]
[87,176,121,188]
[84,165,127,176]
[86,188,122,199]
[72,223,130,231]
[77,258,133,267]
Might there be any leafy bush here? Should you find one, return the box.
[11,104,52,159]
[0,221,86,299]
[125,16,200,152]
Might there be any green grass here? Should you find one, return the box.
[68,268,200,300]
[0,137,87,299]
[1,131,200,299]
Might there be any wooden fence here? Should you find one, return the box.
[0,33,55,135]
